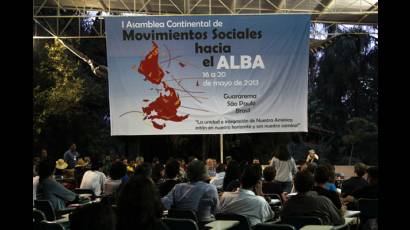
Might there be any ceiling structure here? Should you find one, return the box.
[33,0,378,39]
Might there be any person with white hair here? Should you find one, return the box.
[306,149,319,163]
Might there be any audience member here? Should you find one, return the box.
[55,159,68,179]
[223,160,241,192]
[323,164,338,192]
[206,158,216,177]
[74,158,88,187]
[161,160,219,223]
[269,145,297,193]
[158,159,181,197]
[104,161,127,196]
[152,163,165,184]
[117,175,168,230]
[80,159,107,196]
[342,166,378,208]
[262,166,285,201]
[70,202,116,230]
[210,163,226,190]
[135,162,153,178]
[281,171,345,226]
[36,159,78,211]
[341,163,368,197]
[313,165,342,210]
[218,164,275,226]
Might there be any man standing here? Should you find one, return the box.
[64,143,80,169]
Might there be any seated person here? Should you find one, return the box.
[80,159,107,196]
[210,163,226,190]
[341,163,368,197]
[152,163,165,185]
[104,161,127,196]
[323,164,338,192]
[116,175,168,230]
[161,160,219,223]
[36,159,78,211]
[70,202,116,230]
[313,165,342,210]
[223,160,241,192]
[74,158,88,187]
[218,164,275,227]
[281,171,345,226]
[158,159,181,197]
[342,166,378,209]
[262,166,286,202]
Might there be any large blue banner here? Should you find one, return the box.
[106,15,310,135]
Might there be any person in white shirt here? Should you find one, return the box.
[210,163,226,189]
[80,159,106,196]
[269,145,298,193]
[218,164,275,227]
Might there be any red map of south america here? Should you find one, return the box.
[137,41,189,129]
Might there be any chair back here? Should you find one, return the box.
[358,198,378,230]
[74,188,96,199]
[358,198,378,219]
[281,216,322,230]
[264,193,283,204]
[168,209,199,223]
[40,220,65,230]
[162,218,199,230]
[34,200,56,221]
[33,209,46,230]
[215,213,251,230]
[254,223,296,230]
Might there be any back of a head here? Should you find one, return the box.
[314,165,330,184]
[366,166,378,184]
[263,166,276,182]
[354,163,367,177]
[70,203,115,230]
[224,160,241,184]
[117,175,162,230]
[91,158,103,171]
[152,163,165,182]
[38,159,55,181]
[240,164,262,189]
[165,159,180,178]
[306,162,318,174]
[110,161,127,180]
[294,171,314,193]
[187,160,207,182]
[216,163,225,173]
[134,162,152,178]
[277,145,291,161]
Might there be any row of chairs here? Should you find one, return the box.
[163,198,377,230]
[33,209,65,230]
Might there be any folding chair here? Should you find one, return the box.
[163,218,199,230]
[254,223,296,230]
[281,216,322,230]
[215,213,251,230]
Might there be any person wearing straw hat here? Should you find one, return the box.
[306,149,319,164]
[75,158,88,186]
[55,159,68,180]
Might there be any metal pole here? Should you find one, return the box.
[220,134,224,163]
